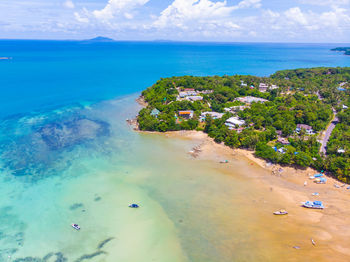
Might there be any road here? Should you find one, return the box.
[320,111,339,155]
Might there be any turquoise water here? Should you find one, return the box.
[0,41,350,261]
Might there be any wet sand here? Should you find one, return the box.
[158,130,350,262]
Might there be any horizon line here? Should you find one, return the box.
[0,38,349,45]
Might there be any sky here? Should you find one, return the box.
[0,0,350,42]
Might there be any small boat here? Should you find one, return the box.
[301,201,324,209]
[128,204,139,208]
[311,192,319,196]
[273,209,288,215]
[220,160,229,164]
[71,224,80,230]
[311,238,316,246]
[309,176,315,180]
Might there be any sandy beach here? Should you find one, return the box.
[157,130,350,261]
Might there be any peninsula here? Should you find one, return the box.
[137,67,350,183]
[331,47,350,56]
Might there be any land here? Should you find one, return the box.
[331,47,350,56]
[84,36,115,42]
[137,67,350,182]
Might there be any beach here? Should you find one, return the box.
[148,130,350,261]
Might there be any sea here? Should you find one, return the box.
[0,40,349,262]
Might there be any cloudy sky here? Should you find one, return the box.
[1,0,350,42]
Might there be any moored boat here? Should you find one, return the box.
[71,224,80,230]
[273,209,288,215]
[301,201,324,209]
[128,203,139,208]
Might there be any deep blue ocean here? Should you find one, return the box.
[1,41,350,117]
[0,40,349,261]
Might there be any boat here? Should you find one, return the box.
[301,201,324,209]
[311,192,319,196]
[71,224,80,230]
[273,209,288,215]
[220,160,229,163]
[311,239,316,246]
[128,204,139,208]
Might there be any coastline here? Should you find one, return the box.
[143,129,350,260]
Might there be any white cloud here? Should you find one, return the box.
[92,0,149,21]
[285,7,308,26]
[299,0,349,6]
[74,11,89,23]
[153,0,261,30]
[63,0,75,9]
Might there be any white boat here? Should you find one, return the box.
[71,224,80,230]
[273,209,288,215]
[301,201,324,209]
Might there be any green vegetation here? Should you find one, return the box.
[137,67,350,182]
[331,47,350,56]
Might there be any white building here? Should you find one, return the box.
[235,96,268,104]
[225,117,245,128]
[186,96,203,102]
[200,112,224,121]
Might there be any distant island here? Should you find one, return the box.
[84,36,115,42]
[331,47,350,55]
[136,67,350,183]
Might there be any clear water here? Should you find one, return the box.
[0,41,349,261]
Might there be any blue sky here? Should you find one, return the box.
[1,0,350,42]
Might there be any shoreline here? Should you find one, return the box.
[142,130,350,260]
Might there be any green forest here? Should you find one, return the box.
[137,67,350,182]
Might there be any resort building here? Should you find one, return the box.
[277,137,290,145]
[270,85,279,90]
[240,80,247,87]
[235,96,268,104]
[150,108,160,117]
[179,91,197,98]
[224,105,249,113]
[178,110,194,119]
[225,117,245,128]
[198,90,213,95]
[259,83,268,92]
[200,112,224,122]
[296,124,315,135]
[186,96,203,102]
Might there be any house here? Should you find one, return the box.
[337,149,346,154]
[343,105,348,109]
[199,90,213,95]
[225,117,245,128]
[150,108,160,117]
[200,112,224,121]
[184,88,195,92]
[270,85,279,90]
[240,80,247,87]
[277,137,290,145]
[296,124,314,135]
[235,96,268,104]
[178,110,194,119]
[224,105,249,113]
[179,91,197,98]
[186,96,203,102]
[259,83,268,92]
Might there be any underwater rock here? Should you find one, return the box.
[69,203,84,210]
[38,118,109,150]
[97,237,114,249]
